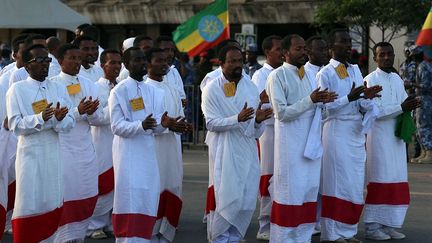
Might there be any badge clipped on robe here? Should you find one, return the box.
[335,64,349,79]
[130,97,145,111]
[298,65,305,80]
[32,99,48,114]
[224,82,236,97]
[67,83,81,95]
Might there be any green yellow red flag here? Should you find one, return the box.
[416,7,432,46]
[173,0,229,57]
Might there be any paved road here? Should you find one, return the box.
[3,149,432,242]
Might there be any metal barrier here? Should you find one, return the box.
[183,85,206,145]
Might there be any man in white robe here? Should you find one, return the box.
[46,36,62,78]
[202,45,272,243]
[7,44,75,243]
[51,44,103,242]
[156,36,186,104]
[145,48,192,243]
[251,35,283,241]
[304,36,330,235]
[267,35,336,243]
[74,36,104,83]
[109,47,183,242]
[363,42,420,241]
[8,34,47,87]
[0,34,28,234]
[87,50,122,239]
[317,29,382,243]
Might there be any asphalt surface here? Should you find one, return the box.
[2,149,432,242]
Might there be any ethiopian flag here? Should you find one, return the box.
[416,7,432,46]
[173,0,229,57]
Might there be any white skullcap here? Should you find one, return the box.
[122,37,136,50]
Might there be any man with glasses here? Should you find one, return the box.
[6,44,74,242]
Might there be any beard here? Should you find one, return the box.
[231,67,242,79]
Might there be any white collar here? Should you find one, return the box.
[329,58,351,68]
[305,61,321,72]
[27,76,47,88]
[263,62,276,71]
[283,62,300,71]
[59,71,78,82]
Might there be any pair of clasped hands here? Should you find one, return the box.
[141,112,193,133]
[43,96,100,122]
[238,81,385,124]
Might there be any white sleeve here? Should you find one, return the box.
[7,87,45,136]
[317,70,350,111]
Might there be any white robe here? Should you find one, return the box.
[51,72,103,242]
[109,77,166,242]
[202,74,264,241]
[146,77,184,241]
[363,68,409,228]
[78,64,104,83]
[266,63,321,243]
[118,68,129,81]
[48,54,61,79]
[165,66,186,100]
[0,62,15,76]
[0,66,18,233]
[317,59,378,241]
[88,77,116,232]
[8,67,28,87]
[7,77,75,243]
[251,62,275,234]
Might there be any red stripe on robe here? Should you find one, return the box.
[59,195,98,226]
[205,186,216,214]
[0,205,5,241]
[365,182,410,205]
[271,201,317,227]
[259,174,272,197]
[98,167,114,196]
[321,195,364,225]
[157,190,183,227]
[12,207,62,243]
[112,213,157,240]
[7,181,15,211]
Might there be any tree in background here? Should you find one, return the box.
[314,0,430,47]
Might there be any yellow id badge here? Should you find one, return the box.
[298,65,305,80]
[130,97,145,111]
[32,99,48,114]
[335,64,349,79]
[67,83,81,95]
[224,82,236,97]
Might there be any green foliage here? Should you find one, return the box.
[314,0,430,42]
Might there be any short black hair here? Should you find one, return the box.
[24,34,46,48]
[305,35,325,50]
[281,34,303,51]
[216,39,240,57]
[76,23,91,31]
[22,44,47,63]
[57,43,80,60]
[372,42,394,57]
[262,35,282,53]
[73,35,96,48]
[100,49,122,64]
[133,35,153,47]
[144,47,165,63]
[218,45,242,63]
[80,25,100,42]
[155,36,174,47]
[12,34,29,53]
[122,47,141,65]
[328,28,349,46]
